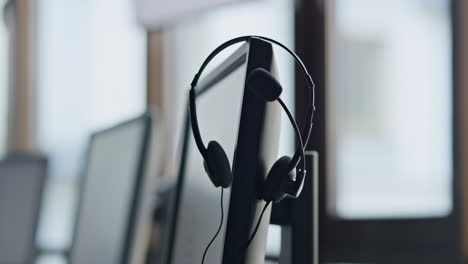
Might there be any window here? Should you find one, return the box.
[327,0,453,219]
[295,0,459,262]
[36,0,146,255]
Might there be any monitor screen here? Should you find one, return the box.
[167,39,280,264]
[70,114,152,264]
[0,156,46,264]
[168,47,247,264]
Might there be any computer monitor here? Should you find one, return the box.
[165,38,281,264]
[70,113,155,264]
[0,155,47,264]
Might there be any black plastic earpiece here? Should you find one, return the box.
[203,141,232,188]
[246,68,283,102]
[262,156,296,203]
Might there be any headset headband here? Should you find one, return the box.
[189,35,316,179]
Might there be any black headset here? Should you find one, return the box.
[189,36,316,203]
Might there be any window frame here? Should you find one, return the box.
[294,0,462,263]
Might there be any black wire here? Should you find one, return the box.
[201,188,224,264]
[277,97,305,173]
[237,201,272,261]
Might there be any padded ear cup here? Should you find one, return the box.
[203,141,232,188]
[263,156,296,203]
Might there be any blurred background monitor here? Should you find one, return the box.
[0,155,47,264]
[69,112,155,264]
[164,38,281,264]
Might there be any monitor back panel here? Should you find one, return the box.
[0,156,47,264]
